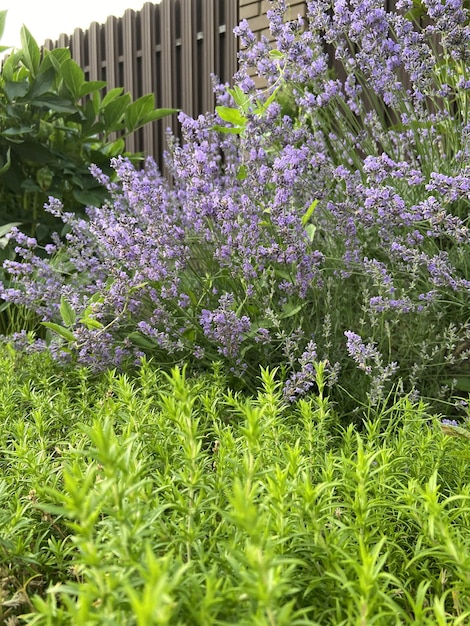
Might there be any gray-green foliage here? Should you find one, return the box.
[0,10,176,248]
[1,349,470,624]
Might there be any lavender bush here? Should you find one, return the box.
[2,0,470,408]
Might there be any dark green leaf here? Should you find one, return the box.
[42,322,76,342]
[72,189,106,207]
[4,81,29,101]
[140,108,178,126]
[11,142,55,164]
[103,138,126,157]
[101,87,124,108]
[0,222,21,238]
[2,51,22,81]
[280,303,303,319]
[80,317,103,330]
[59,296,76,326]
[61,59,85,100]
[28,68,56,99]
[30,94,77,114]
[0,148,11,175]
[20,25,40,77]
[128,332,157,350]
[124,94,155,133]
[41,48,71,74]
[102,94,130,131]
[79,81,107,98]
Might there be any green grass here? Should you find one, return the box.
[0,348,470,624]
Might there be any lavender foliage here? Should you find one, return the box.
[3,0,470,406]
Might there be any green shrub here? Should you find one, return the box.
[1,348,470,624]
[0,10,175,249]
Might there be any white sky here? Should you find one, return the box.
[1,0,159,50]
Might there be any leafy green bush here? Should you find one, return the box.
[1,347,470,624]
[0,10,175,248]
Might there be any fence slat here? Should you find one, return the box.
[122,10,137,153]
[141,3,156,158]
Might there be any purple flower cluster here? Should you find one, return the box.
[200,293,251,367]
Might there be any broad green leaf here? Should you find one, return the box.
[443,377,470,392]
[237,164,247,181]
[0,10,8,41]
[72,189,105,207]
[274,269,292,282]
[101,87,124,108]
[79,81,107,98]
[254,86,281,116]
[124,94,155,133]
[182,328,196,342]
[80,317,103,330]
[30,94,77,114]
[103,94,131,131]
[4,80,29,101]
[11,142,54,164]
[61,59,85,100]
[40,47,71,74]
[212,124,243,135]
[2,51,22,81]
[227,86,251,112]
[0,222,20,238]
[301,199,319,226]
[59,296,76,326]
[20,25,40,77]
[103,137,126,157]
[305,223,316,242]
[42,322,76,342]
[140,108,178,125]
[215,106,247,127]
[280,303,303,319]
[81,293,104,319]
[27,68,56,99]
[0,221,20,247]
[82,99,99,130]
[128,331,157,350]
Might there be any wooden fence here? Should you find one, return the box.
[44,0,239,170]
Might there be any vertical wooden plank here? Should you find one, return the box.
[161,0,175,177]
[123,9,137,152]
[141,2,156,157]
[56,33,69,49]
[161,0,174,110]
[201,0,215,114]
[88,22,101,81]
[181,0,195,118]
[104,16,119,90]
[161,0,179,136]
[225,0,239,85]
[70,28,84,67]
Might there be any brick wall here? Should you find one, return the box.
[238,1,307,87]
